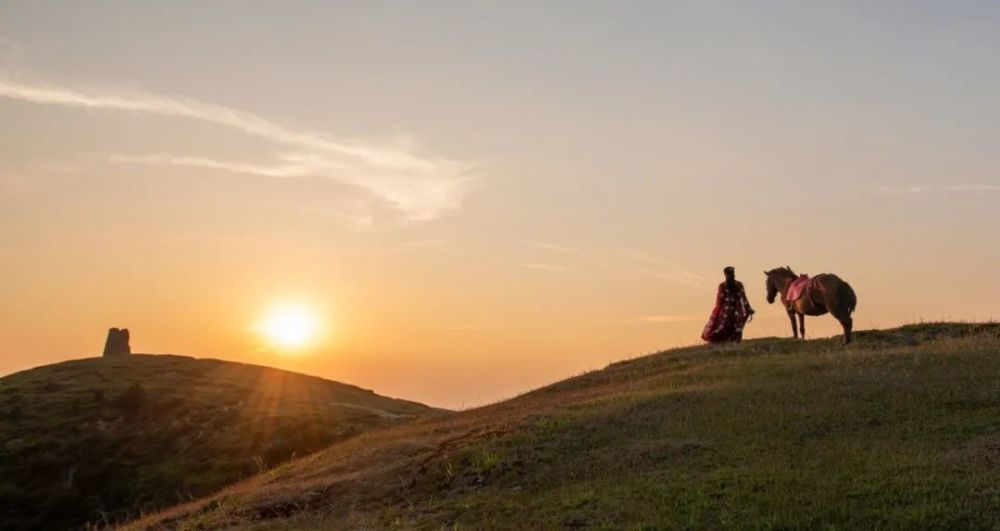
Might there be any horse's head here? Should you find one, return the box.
[764,266,795,304]
[764,271,779,304]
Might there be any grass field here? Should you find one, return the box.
[0,355,437,530]
[127,323,1000,530]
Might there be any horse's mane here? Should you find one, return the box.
[768,266,796,277]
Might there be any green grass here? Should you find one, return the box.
[126,323,1000,530]
[0,354,438,530]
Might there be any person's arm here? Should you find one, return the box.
[741,284,755,314]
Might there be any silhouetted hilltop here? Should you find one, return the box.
[0,354,439,530]
[128,323,1000,529]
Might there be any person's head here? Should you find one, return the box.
[724,266,735,283]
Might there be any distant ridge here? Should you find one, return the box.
[0,354,440,530]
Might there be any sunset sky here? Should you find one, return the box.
[2,2,998,408]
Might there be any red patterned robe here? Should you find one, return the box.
[701,281,753,343]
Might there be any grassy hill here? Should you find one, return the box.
[0,354,438,530]
[127,323,1000,530]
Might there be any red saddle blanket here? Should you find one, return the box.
[787,274,810,302]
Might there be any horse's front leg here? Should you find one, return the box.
[798,313,806,339]
[787,309,798,339]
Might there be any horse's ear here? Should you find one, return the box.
[763,270,768,275]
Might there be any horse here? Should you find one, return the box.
[764,267,857,344]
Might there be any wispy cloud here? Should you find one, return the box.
[513,262,570,273]
[638,268,705,288]
[873,184,1000,195]
[441,314,700,332]
[401,238,449,247]
[523,240,582,254]
[33,162,79,174]
[0,77,474,220]
[873,185,928,195]
[943,184,1000,192]
[640,314,700,324]
[623,250,706,288]
[280,205,375,229]
[440,323,492,332]
[107,154,308,178]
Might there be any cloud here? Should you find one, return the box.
[440,323,492,332]
[513,262,570,273]
[640,314,700,323]
[523,240,582,254]
[942,184,1000,192]
[33,162,79,174]
[107,154,309,178]
[872,184,1000,195]
[0,77,473,220]
[401,238,449,247]
[621,250,706,288]
[441,314,701,332]
[873,185,928,195]
[631,256,704,286]
[280,205,375,229]
[638,268,705,288]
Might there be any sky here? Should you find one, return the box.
[1,1,998,408]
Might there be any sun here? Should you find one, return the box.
[257,302,321,351]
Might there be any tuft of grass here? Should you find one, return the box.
[475,447,503,474]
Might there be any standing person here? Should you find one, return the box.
[701,266,755,343]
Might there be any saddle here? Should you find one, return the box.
[786,274,811,303]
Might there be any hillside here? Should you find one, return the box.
[128,323,1000,529]
[0,354,439,530]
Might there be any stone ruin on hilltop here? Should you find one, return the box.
[102,328,131,357]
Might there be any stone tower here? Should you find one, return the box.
[102,328,131,357]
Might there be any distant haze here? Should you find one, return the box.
[1,2,998,408]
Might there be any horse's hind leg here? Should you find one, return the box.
[838,315,853,344]
[798,313,806,339]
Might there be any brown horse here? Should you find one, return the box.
[764,267,857,344]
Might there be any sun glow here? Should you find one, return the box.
[257,302,322,351]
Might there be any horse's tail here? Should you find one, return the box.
[843,281,858,315]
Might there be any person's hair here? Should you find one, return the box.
[724,266,736,288]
